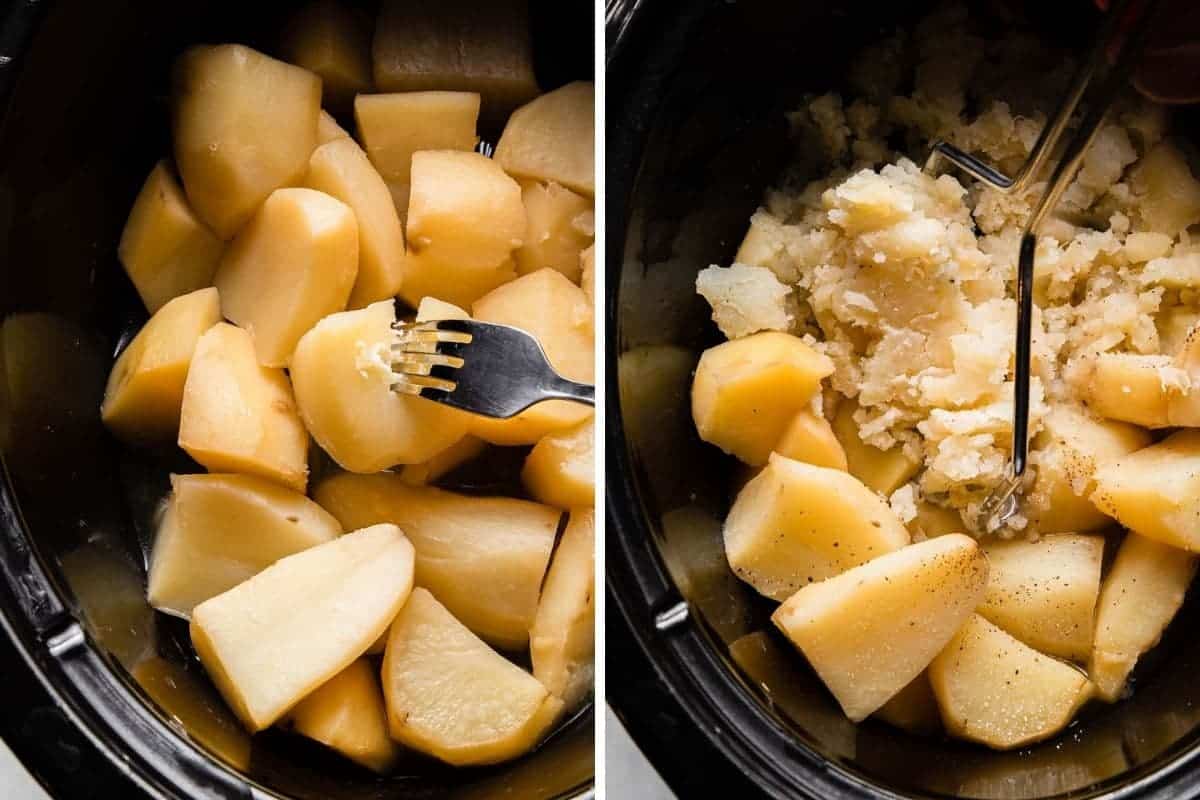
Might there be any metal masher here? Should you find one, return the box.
[925,0,1165,532]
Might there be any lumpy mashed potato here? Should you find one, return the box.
[696,6,1200,535]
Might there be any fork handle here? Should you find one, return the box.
[542,375,595,407]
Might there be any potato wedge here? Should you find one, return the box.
[354,91,479,187]
[515,181,594,281]
[907,501,964,540]
[214,187,359,367]
[118,161,224,314]
[772,534,988,721]
[832,398,920,495]
[191,524,415,732]
[774,408,848,471]
[399,435,487,486]
[725,454,910,600]
[495,82,594,197]
[314,472,559,650]
[929,614,1095,750]
[148,473,341,618]
[874,672,941,735]
[101,287,221,443]
[178,323,309,492]
[1082,353,1180,428]
[317,110,350,144]
[382,588,561,766]
[290,659,398,774]
[173,45,320,239]
[692,332,835,466]
[522,417,594,510]
[1091,533,1197,701]
[531,509,594,711]
[282,0,371,111]
[1092,429,1200,551]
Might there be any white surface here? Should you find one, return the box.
[0,740,49,799]
[606,706,676,799]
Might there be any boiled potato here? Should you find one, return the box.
[1090,533,1197,701]
[178,323,309,492]
[382,588,561,766]
[470,269,595,445]
[774,408,848,470]
[1157,306,1200,356]
[354,91,479,186]
[495,81,594,197]
[118,161,224,313]
[692,332,835,465]
[874,672,941,735]
[1028,405,1150,534]
[929,614,1095,750]
[214,187,359,367]
[191,524,415,731]
[725,454,910,600]
[1166,322,1200,424]
[522,416,594,510]
[1092,429,1200,551]
[317,109,350,144]
[1129,140,1200,236]
[530,509,594,711]
[1082,353,1179,428]
[399,150,525,309]
[977,534,1104,662]
[304,137,406,308]
[101,287,220,443]
[290,300,469,472]
[515,181,594,281]
[832,397,921,495]
[148,473,342,618]
[282,0,371,111]
[772,534,988,721]
[289,659,398,774]
[372,0,538,125]
[173,45,320,239]
[580,244,595,304]
[907,501,964,540]
[314,472,559,650]
[400,435,486,486]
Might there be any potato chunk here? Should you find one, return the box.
[875,672,941,735]
[531,509,594,711]
[290,659,398,774]
[148,473,341,619]
[178,323,309,492]
[314,472,559,650]
[399,150,525,309]
[470,270,595,445]
[726,454,910,600]
[1090,533,1197,701]
[290,301,468,472]
[282,0,371,111]
[978,534,1104,662]
[1028,405,1150,534]
[1129,140,1200,236]
[214,187,359,367]
[399,435,487,486]
[522,417,594,510]
[692,332,835,465]
[173,45,321,239]
[191,524,415,732]
[1092,429,1200,551]
[832,398,920,495]
[354,91,479,188]
[774,408,848,470]
[304,138,406,308]
[907,501,965,540]
[118,161,224,313]
[382,588,561,766]
[1082,353,1181,428]
[772,534,988,721]
[515,181,594,281]
[580,244,595,304]
[929,615,1095,750]
[495,82,594,197]
[101,287,220,443]
[317,110,350,144]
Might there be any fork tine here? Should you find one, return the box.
[391,351,466,376]
[390,373,457,395]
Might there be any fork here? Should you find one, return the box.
[389,318,595,418]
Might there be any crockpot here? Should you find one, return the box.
[0,0,593,797]
[606,1,1200,798]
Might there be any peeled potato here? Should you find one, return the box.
[118,161,224,314]
[1129,140,1200,236]
[692,332,835,466]
[1092,429,1200,551]
[304,137,406,308]
[470,269,595,445]
[515,181,594,281]
[317,110,350,144]
[772,534,988,721]
[173,44,320,239]
[725,454,910,600]
[1082,353,1178,428]
[314,472,559,650]
[580,244,595,304]
[530,509,595,711]
[907,501,964,540]
[282,0,371,111]
[832,397,920,495]
[774,408,848,471]
[522,416,594,510]
[354,91,479,187]
[290,300,469,472]
[929,614,1095,750]
[214,187,359,367]
[1091,533,1197,701]
[382,588,561,766]
[290,659,398,774]
[191,524,415,732]
[400,435,487,486]
[874,672,941,735]
[178,323,309,492]
[495,81,594,197]
[101,287,221,443]
[148,473,341,619]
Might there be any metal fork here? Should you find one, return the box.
[389,318,595,418]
